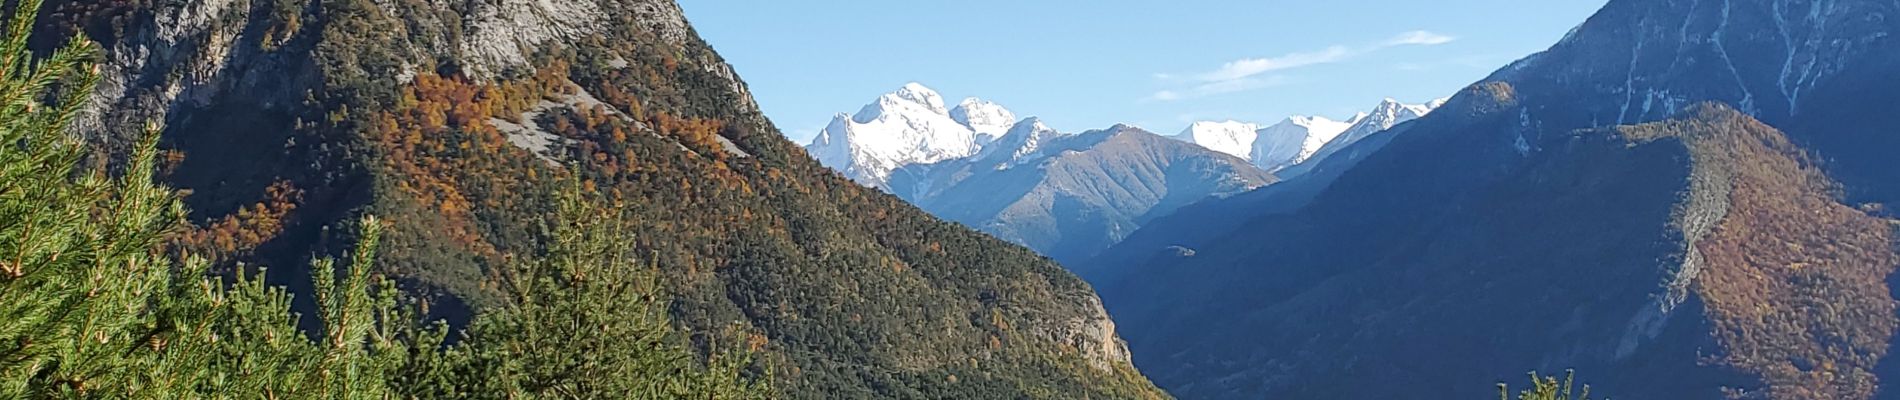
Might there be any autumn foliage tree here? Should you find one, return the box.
[0,3,769,397]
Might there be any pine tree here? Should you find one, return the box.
[1498,370,1597,400]
[0,0,172,393]
[400,186,772,399]
[0,0,411,390]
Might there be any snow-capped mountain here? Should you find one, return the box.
[808,81,1439,189]
[805,83,1017,188]
[970,117,1065,169]
[802,84,1453,266]
[1281,97,1447,178]
[1171,121,1261,160]
[1333,97,1442,146]
[1251,115,1356,172]
[804,85,1277,264]
[950,98,1018,145]
[1168,98,1445,174]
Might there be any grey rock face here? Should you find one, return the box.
[458,0,606,77]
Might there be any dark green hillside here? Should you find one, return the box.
[0,2,765,396]
[25,0,1166,397]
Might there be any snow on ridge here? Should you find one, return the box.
[1166,97,1445,172]
[974,117,1067,169]
[807,81,1444,188]
[1171,120,1262,160]
[1281,97,1450,178]
[1252,115,1355,172]
[951,97,1019,144]
[808,82,1029,188]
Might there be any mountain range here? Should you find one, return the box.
[1085,0,1900,398]
[31,0,1900,398]
[890,123,1275,265]
[1170,97,1445,174]
[806,84,1439,263]
[805,83,1013,189]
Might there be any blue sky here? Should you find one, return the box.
[677,1,1608,143]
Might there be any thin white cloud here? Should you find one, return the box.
[1148,30,1457,102]
[1195,46,1351,82]
[1385,30,1457,46]
[1192,76,1291,96]
[1146,76,1291,102]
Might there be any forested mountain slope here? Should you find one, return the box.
[28,0,1164,397]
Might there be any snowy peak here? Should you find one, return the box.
[855,83,950,122]
[809,82,1443,189]
[892,82,949,114]
[1278,97,1449,178]
[1167,96,1436,171]
[1159,97,1447,175]
[809,82,1044,189]
[950,97,1018,143]
[1341,97,1446,139]
[1252,115,1354,172]
[1361,98,1426,127]
[811,83,982,188]
[1172,120,1261,160]
[973,117,1063,168]
[1281,115,1355,147]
